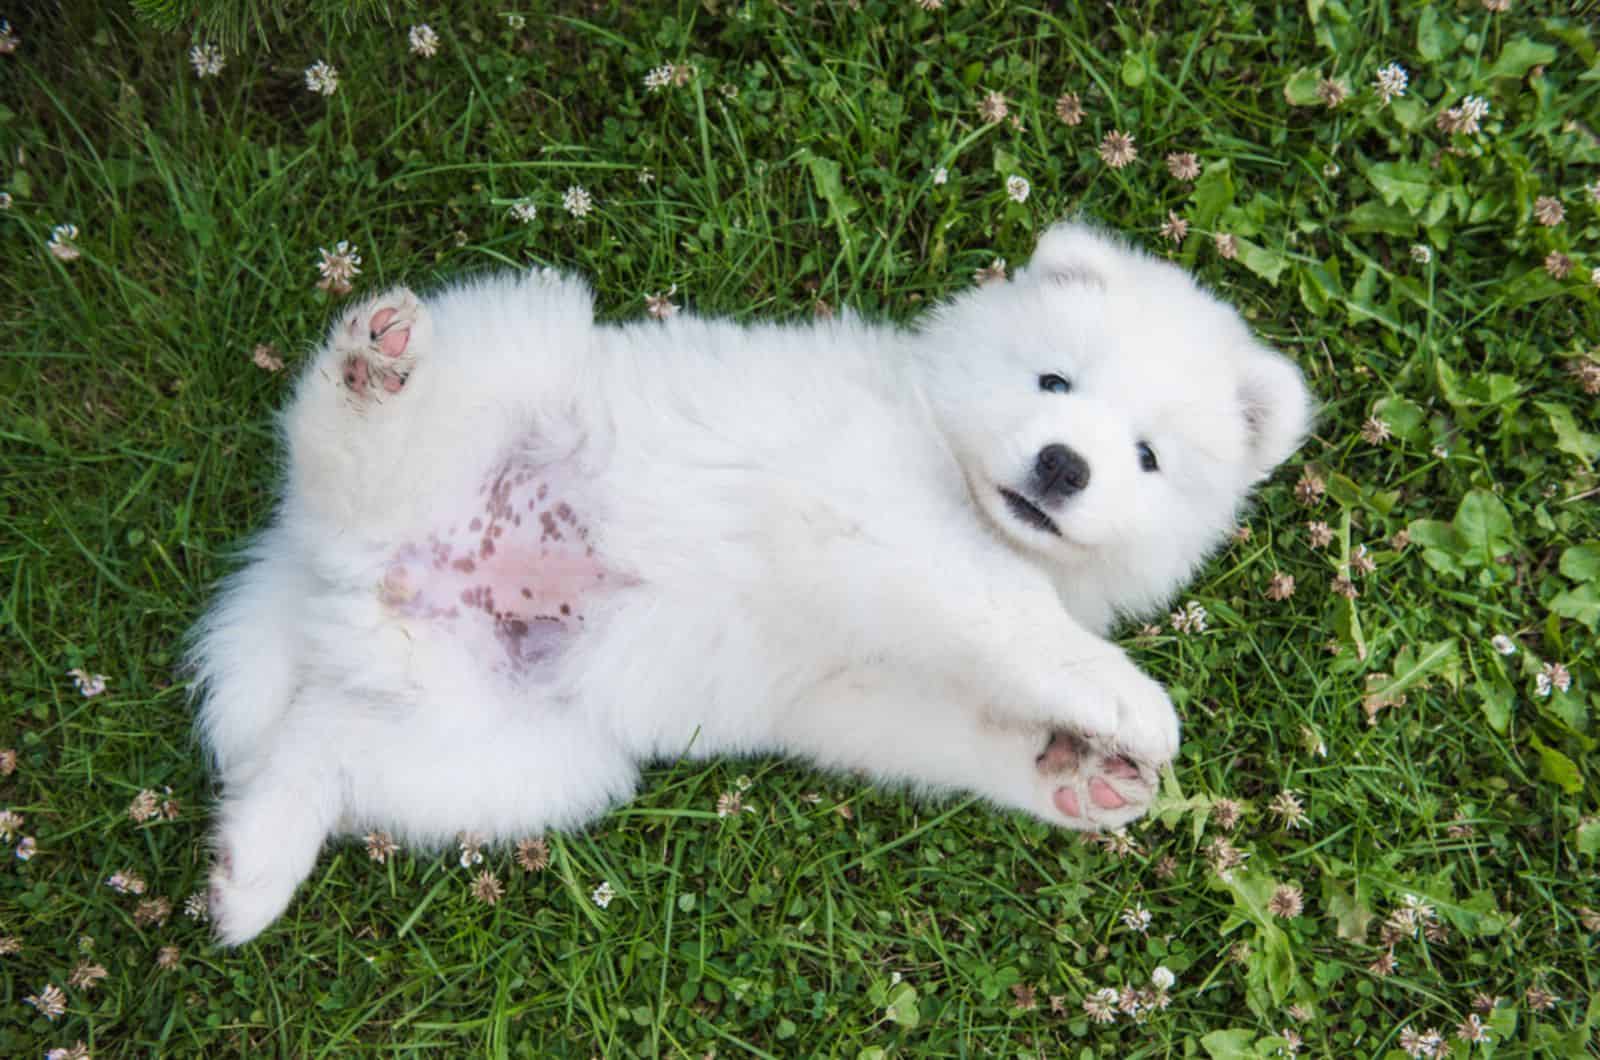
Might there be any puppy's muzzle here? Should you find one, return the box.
[1034,443,1090,500]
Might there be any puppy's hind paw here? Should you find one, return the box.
[1035,729,1157,832]
[332,287,429,403]
[206,846,300,947]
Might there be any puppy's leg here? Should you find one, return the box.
[282,287,432,526]
[188,531,309,778]
[776,670,1156,831]
[770,537,1179,780]
[206,711,340,947]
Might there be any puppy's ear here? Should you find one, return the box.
[1021,221,1121,289]
[1238,346,1313,478]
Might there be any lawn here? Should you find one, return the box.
[1,1,1597,1056]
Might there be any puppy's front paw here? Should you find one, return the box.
[332,287,428,403]
[1035,729,1156,831]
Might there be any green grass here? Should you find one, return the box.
[2,1,1598,1056]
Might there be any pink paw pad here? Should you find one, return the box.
[1053,786,1082,817]
[335,289,422,399]
[1088,777,1127,809]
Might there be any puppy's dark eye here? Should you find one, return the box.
[1038,373,1072,394]
[1137,442,1160,473]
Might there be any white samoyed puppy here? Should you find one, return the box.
[190,222,1311,944]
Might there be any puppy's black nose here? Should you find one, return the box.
[1034,443,1091,499]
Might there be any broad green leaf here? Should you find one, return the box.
[1488,37,1557,80]
[1363,640,1458,705]
[1321,875,1373,942]
[1530,735,1583,794]
[1121,51,1148,87]
[1549,584,1600,631]
[1189,160,1236,230]
[884,982,919,1028]
[1536,402,1599,466]
[1560,544,1600,582]
[1344,200,1417,237]
[1371,395,1425,441]
[1200,1029,1259,1060]
[1366,162,1432,213]
[1454,490,1514,566]
[1283,67,1323,106]
[800,149,860,224]
[1576,817,1600,856]
[1416,8,1462,62]
[1476,679,1514,735]
[1233,238,1286,285]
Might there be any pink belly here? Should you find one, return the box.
[379,454,620,669]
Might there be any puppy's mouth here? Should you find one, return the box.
[998,488,1061,537]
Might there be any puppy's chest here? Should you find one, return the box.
[378,449,622,670]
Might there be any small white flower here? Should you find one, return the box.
[1151,966,1175,990]
[315,240,362,292]
[48,224,82,263]
[1460,95,1490,122]
[1169,600,1208,634]
[14,836,35,860]
[183,892,210,921]
[189,42,225,78]
[408,24,440,58]
[637,168,655,185]
[1410,244,1432,264]
[1538,661,1572,695]
[67,667,105,696]
[1005,174,1030,203]
[507,199,537,224]
[562,185,593,218]
[592,880,616,908]
[1491,634,1516,655]
[932,166,948,186]
[644,64,672,91]
[1591,266,1600,289]
[1120,904,1152,934]
[304,60,340,97]
[457,831,485,868]
[24,983,66,1020]
[645,284,679,320]
[0,192,12,209]
[504,13,526,30]
[1373,62,1408,104]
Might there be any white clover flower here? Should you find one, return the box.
[408,24,440,58]
[1410,244,1432,265]
[1373,62,1408,104]
[644,64,672,91]
[315,240,362,292]
[592,880,616,908]
[190,42,225,78]
[507,199,537,224]
[645,285,679,320]
[1005,175,1030,203]
[1151,966,1176,990]
[562,185,593,218]
[67,667,105,695]
[49,224,82,263]
[932,166,948,186]
[1491,634,1516,655]
[0,191,12,209]
[304,60,340,96]
[504,13,526,30]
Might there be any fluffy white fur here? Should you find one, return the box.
[189,222,1311,944]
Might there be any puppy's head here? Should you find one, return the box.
[917,222,1312,628]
